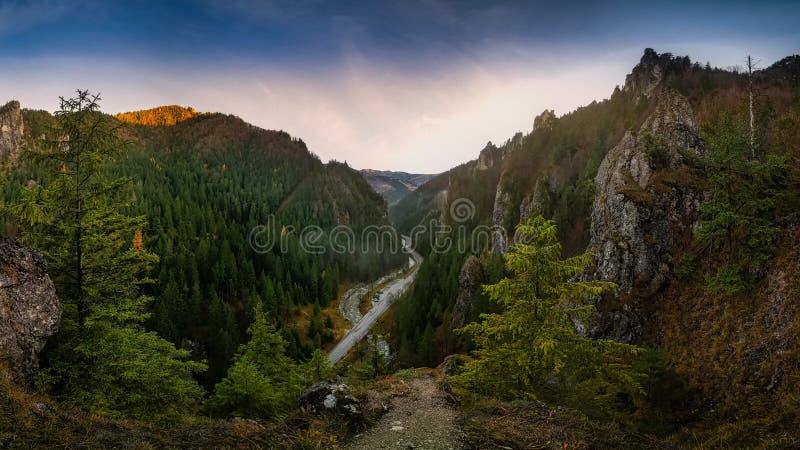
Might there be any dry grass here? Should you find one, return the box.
[635,224,800,448]
[456,394,671,450]
[0,364,347,449]
[289,287,352,352]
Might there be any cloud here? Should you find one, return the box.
[7,40,793,174]
[0,49,634,173]
[2,1,798,172]
[0,0,71,36]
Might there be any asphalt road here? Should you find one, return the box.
[328,236,423,365]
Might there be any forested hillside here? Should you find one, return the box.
[2,49,799,448]
[388,49,800,445]
[0,97,405,422]
[389,60,654,365]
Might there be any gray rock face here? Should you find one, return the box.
[519,175,553,225]
[492,177,512,253]
[450,256,483,330]
[0,238,61,378]
[623,48,666,100]
[476,141,502,171]
[590,88,704,299]
[0,101,24,172]
[533,109,556,132]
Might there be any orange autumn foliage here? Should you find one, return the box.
[133,229,144,251]
[116,105,199,126]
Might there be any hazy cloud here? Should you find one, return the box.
[1,1,798,171]
[0,0,71,36]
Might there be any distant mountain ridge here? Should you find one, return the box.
[360,169,436,207]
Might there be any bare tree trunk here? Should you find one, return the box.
[747,55,755,158]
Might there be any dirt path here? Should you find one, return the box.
[346,370,465,450]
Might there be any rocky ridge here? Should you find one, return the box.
[532,109,555,132]
[447,49,708,342]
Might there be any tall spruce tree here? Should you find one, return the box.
[450,216,644,418]
[11,91,205,423]
[209,301,303,419]
[696,112,789,294]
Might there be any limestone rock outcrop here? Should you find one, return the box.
[0,238,61,378]
[622,48,665,99]
[519,175,554,225]
[589,88,704,299]
[450,256,483,330]
[0,100,24,172]
[491,176,513,253]
[476,141,502,171]
[533,109,556,132]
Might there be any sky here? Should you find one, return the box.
[1,1,798,173]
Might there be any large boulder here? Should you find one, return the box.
[299,380,361,418]
[0,238,61,378]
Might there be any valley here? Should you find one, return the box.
[1,22,800,447]
[329,236,423,365]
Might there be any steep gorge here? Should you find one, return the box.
[390,48,800,439]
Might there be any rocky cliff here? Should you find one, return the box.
[475,141,503,171]
[532,109,555,132]
[585,51,708,342]
[622,48,692,100]
[0,100,24,172]
[450,256,483,330]
[590,88,705,297]
[0,238,61,379]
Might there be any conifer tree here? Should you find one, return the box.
[302,348,335,382]
[209,301,303,419]
[696,112,789,294]
[450,216,644,418]
[12,91,205,423]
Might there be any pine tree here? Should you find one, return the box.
[11,91,205,423]
[13,91,156,327]
[209,301,303,419]
[301,348,335,383]
[696,112,789,294]
[207,293,239,384]
[449,216,644,418]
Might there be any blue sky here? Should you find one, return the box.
[1,0,798,172]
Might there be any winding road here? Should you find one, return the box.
[328,236,422,365]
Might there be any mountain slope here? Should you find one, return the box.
[389,48,800,443]
[360,169,436,208]
[2,106,405,387]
